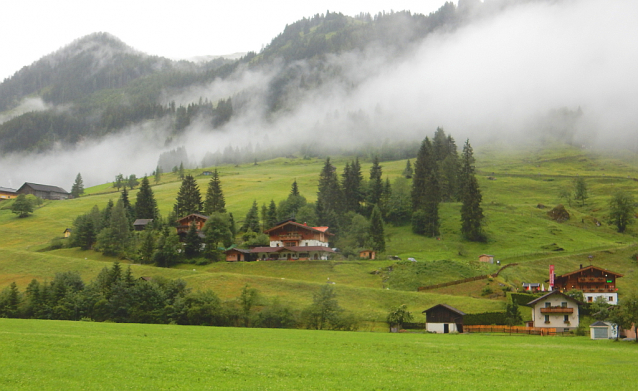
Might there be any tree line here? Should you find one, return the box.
[0,262,358,331]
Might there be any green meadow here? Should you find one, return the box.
[1,143,638,320]
[1,318,637,390]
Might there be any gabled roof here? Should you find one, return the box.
[556,265,623,278]
[422,304,466,316]
[590,321,613,327]
[0,187,17,193]
[176,213,209,223]
[526,290,584,306]
[133,219,153,226]
[264,220,333,235]
[18,182,69,194]
[225,248,253,254]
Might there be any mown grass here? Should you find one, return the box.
[1,318,637,390]
[1,144,638,317]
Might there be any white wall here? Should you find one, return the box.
[426,323,459,334]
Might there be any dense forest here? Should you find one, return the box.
[0,0,530,155]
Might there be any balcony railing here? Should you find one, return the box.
[578,277,606,283]
[279,233,302,240]
[582,288,616,293]
[540,307,574,314]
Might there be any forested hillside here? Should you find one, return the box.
[0,0,526,155]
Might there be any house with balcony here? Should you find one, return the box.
[527,291,583,332]
[175,213,208,239]
[553,265,622,305]
[224,219,335,261]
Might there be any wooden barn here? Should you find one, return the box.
[225,248,255,262]
[359,250,376,260]
[478,254,494,263]
[17,183,70,200]
[423,304,466,333]
[133,219,153,231]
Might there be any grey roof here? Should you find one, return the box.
[0,187,17,193]
[19,182,69,194]
[590,321,612,327]
[526,290,585,306]
[133,219,153,225]
[422,304,466,316]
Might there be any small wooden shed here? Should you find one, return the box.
[423,304,465,334]
[63,228,71,238]
[359,249,376,260]
[479,254,494,263]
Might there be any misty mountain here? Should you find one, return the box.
[0,0,519,155]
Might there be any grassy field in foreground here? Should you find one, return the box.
[1,318,637,390]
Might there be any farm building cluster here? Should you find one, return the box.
[422,264,627,339]
[0,182,70,200]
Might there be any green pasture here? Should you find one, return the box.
[1,318,637,390]
[1,144,638,318]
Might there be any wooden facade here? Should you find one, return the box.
[265,220,332,247]
[16,183,69,200]
[225,248,255,262]
[423,304,466,333]
[553,265,622,304]
[478,254,494,263]
[133,219,153,231]
[175,214,208,238]
[359,250,376,260]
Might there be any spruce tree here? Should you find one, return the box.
[267,200,278,228]
[342,160,363,213]
[120,187,135,224]
[368,205,386,252]
[174,175,203,217]
[411,137,434,211]
[135,176,158,220]
[316,157,343,228]
[97,200,132,257]
[154,166,162,184]
[203,169,226,215]
[460,140,485,241]
[71,173,84,198]
[402,160,413,178]
[290,179,300,197]
[184,222,203,258]
[366,156,384,215]
[241,201,261,233]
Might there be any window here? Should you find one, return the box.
[564,315,569,323]
[561,302,567,308]
[545,302,551,308]
[544,315,550,323]
[588,297,593,302]
[609,296,614,302]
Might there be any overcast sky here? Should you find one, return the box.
[1,0,448,81]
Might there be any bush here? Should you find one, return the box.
[481,286,493,296]
[464,311,508,326]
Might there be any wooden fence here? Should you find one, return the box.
[464,325,558,335]
[417,263,519,292]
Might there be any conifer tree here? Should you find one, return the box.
[154,165,162,184]
[290,179,300,197]
[71,173,84,198]
[97,200,132,257]
[402,160,413,179]
[460,140,485,241]
[135,176,158,220]
[316,157,343,228]
[174,175,203,217]
[229,213,237,238]
[203,169,226,215]
[342,160,363,213]
[241,201,261,233]
[184,222,203,258]
[368,205,386,252]
[366,156,384,215]
[178,162,185,179]
[411,137,434,211]
[120,187,135,224]
[267,200,278,228]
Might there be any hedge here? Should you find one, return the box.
[463,311,508,326]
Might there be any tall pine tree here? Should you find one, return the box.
[366,156,384,215]
[460,140,485,241]
[316,157,343,229]
[174,175,203,217]
[71,173,84,198]
[135,176,158,220]
[203,169,226,215]
[368,205,386,252]
[342,158,363,214]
